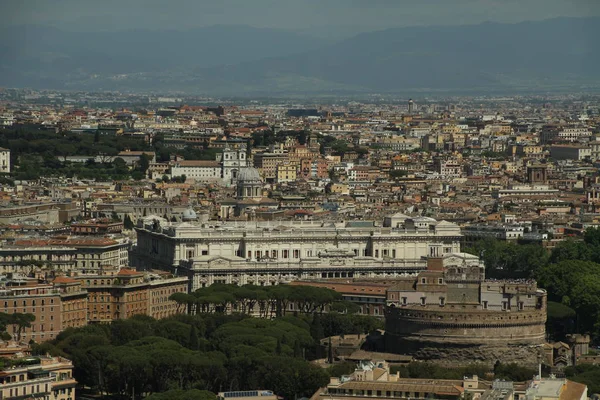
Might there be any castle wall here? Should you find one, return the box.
[386,341,545,367]
[446,283,480,303]
[384,305,547,366]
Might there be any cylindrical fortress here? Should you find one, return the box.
[383,254,548,366]
[385,306,546,347]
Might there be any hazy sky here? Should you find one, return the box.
[2,0,600,36]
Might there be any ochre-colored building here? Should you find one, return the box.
[0,277,87,343]
[290,280,390,317]
[53,276,89,331]
[78,269,188,323]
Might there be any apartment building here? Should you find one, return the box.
[0,277,87,343]
[541,125,591,144]
[314,360,587,400]
[348,166,380,182]
[290,280,389,317]
[77,269,188,323]
[10,237,131,273]
[0,203,63,225]
[276,162,297,183]
[70,219,123,235]
[0,245,77,275]
[253,152,289,181]
[376,137,419,151]
[0,356,77,400]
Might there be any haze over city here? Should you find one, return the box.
[1,0,599,95]
[3,0,600,34]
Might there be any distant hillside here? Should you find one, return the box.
[190,17,600,94]
[0,24,323,87]
[1,18,599,95]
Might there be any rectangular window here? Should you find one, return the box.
[293,249,300,258]
[402,297,407,305]
[483,301,488,309]
[420,297,426,305]
[439,297,445,306]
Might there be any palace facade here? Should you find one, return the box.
[132,213,462,291]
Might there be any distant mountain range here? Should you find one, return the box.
[1,17,599,95]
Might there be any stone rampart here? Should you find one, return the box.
[384,305,547,366]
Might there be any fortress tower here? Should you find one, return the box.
[384,253,547,366]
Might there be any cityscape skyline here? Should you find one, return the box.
[1,0,599,396]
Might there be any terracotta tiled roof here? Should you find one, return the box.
[117,268,142,276]
[14,237,119,247]
[53,276,78,284]
[561,380,588,400]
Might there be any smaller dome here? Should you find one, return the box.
[182,208,198,221]
[237,167,262,182]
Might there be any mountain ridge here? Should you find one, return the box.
[1,17,599,95]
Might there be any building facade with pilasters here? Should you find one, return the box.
[132,216,462,291]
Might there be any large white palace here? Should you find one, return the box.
[132,210,463,291]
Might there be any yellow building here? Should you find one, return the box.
[328,183,350,195]
[276,163,297,183]
[441,124,461,134]
[253,152,289,180]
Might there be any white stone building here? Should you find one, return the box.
[0,147,10,173]
[169,148,249,185]
[132,214,463,291]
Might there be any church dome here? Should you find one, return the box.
[237,167,262,183]
[182,207,198,221]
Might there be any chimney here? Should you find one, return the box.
[427,257,444,271]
